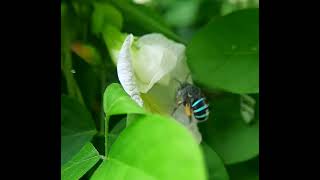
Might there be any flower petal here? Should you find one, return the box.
[117,34,144,107]
[132,33,186,93]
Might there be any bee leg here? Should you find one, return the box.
[171,104,181,116]
[171,106,178,116]
[171,100,183,116]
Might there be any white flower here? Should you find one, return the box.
[132,33,186,93]
[115,33,202,143]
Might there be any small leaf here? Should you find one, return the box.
[61,143,100,180]
[103,83,145,117]
[61,95,97,165]
[199,93,259,164]
[91,114,207,180]
[201,142,229,180]
[187,9,259,94]
[91,2,123,35]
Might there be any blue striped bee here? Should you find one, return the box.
[172,77,210,123]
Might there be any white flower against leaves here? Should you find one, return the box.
[115,33,202,143]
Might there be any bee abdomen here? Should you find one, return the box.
[192,98,209,121]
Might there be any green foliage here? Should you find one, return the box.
[107,118,127,151]
[61,95,97,166]
[103,83,146,117]
[227,157,259,180]
[221,0,259,16]
[91,2,123,35]
[187,9,259,94]
[110,0,185,43]
[92,114,207,180]
[102,83,146,156]
[102,25,126,63]
[201,143,229,180]
[62,143,100,180]
[77,83,207,180]
[61,1,259,179]
[199,93,259,164]
[163,0,200,28]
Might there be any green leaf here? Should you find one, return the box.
[110,0,185,43]
[62,142,101,180]
[103,83,146,156]
[227,157,259,180]
[91,2,123,35]
[103,83,145,117]
[199,93,259,164]
[201,143,229,180]
[91,114,207,180]
[61,95,97,165]
[187,9,259,94]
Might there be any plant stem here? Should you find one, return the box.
[99,61,108,157]
[99,67,107,135]
[105,115,110,157]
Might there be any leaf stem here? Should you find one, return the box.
[99,67,107,135]
[105,115,110,157]
[98,61,109,157]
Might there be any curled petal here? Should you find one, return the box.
[117,34,144,107]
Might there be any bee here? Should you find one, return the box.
[172,75,210,123]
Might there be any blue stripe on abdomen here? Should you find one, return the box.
[192,98,205,107]
[192,97,209,121]
[193,104,208,113]
[194,113,208,119]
